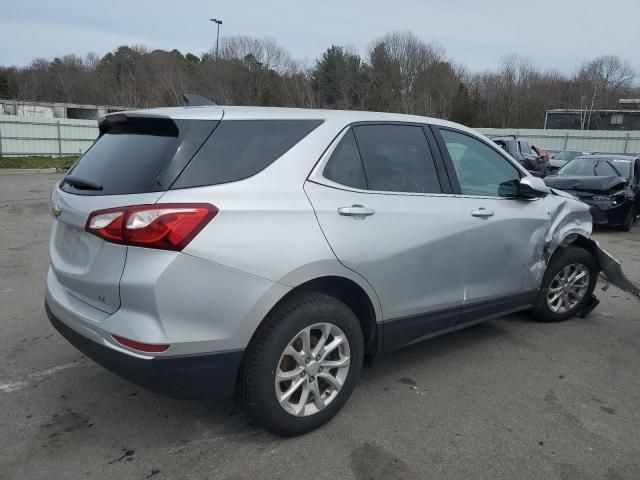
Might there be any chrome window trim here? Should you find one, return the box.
[308,124,530,201]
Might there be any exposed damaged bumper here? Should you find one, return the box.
[593,242,640,301]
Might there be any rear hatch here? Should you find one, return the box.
[50,111,221,313]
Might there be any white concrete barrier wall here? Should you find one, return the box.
[1,114,639,157]
[477,128,640,155]
[0,114,98,157]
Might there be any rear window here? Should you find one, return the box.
[171,120,322,189]
[61,119,180,195]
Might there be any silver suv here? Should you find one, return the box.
[46,106,618,436]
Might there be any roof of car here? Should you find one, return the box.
[113,105,467,129]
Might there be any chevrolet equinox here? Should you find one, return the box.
[47,105,616,436]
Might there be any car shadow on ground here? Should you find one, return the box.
[62,314,531,443]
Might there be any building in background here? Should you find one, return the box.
[0,99,128,120]
[545,99,640,131]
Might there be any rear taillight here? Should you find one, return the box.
[86,203,217,251]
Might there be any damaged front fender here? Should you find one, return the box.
[542,187,640,302]
[592,242,640,301]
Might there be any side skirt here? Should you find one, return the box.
[380,290,539,354]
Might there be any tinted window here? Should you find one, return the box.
[440,129,521,197]
[323,130,366,189]
[173,120,322,189]
[62,119,179,195]
[558,157,632,178]
[353,125,441,193]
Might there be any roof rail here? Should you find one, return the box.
[182,94,217,107]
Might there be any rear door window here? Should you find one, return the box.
[352,125,442,193]
[172,120,322,189]
[323,130,367,189]
[61,119,181,196]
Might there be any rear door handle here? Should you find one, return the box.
[471,208,494,218]
[338,205,375,217]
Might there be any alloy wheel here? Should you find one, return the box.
[274,323,351,417]
[546,263,590,314]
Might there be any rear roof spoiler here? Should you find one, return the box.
[98,112,178,136]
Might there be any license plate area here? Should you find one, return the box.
[62,224,81,260]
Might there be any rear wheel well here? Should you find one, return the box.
[269,276,379,357]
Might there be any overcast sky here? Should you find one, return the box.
[1,0,639,74]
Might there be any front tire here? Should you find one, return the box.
[239,292,364,436]
[620,205,636,232]
[531,246,598,323]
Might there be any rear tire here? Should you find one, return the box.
[531,246,598,323]
[239,292,363,436]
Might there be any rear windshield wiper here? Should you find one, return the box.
[62,175,103,191]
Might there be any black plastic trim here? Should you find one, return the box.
[380,290,539,354]
[429,125,462,194]
[422,126,453,194]
[46,301,243,399]
[153,119,220,191]
[456,290,538,329]
[381,305,459,353]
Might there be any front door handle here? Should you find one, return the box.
[471,208,494,218]
[338,205,375,217]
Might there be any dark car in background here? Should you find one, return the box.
[544,155,640,231]
[490,135,548,177]
[547,150,593,175]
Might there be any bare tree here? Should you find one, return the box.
[1,33,637,129]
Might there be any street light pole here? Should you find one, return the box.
[210,18,222,61]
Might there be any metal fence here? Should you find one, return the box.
[1,114,639,157]
[477,128,640,155]
[0,114,98,157]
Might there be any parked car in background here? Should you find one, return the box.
[45,105,637,436]
[490,135,548,177]
[544,155,640,231]
[547,150,593,175]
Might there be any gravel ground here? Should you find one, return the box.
[1,173,639,480]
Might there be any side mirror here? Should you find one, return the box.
[519,176,551,198]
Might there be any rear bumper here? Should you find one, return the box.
[46,301,243,399]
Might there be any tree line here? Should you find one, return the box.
[1,31,638,128]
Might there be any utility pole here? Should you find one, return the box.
[210,18,222,61]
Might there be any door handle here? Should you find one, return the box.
[338,205,375,217]
[471,208,494,218]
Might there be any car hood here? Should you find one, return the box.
[543,175,628,193]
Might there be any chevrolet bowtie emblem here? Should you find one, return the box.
[52,205,62,217]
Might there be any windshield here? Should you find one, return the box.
[554,151,582,161]
[557,157,632,178]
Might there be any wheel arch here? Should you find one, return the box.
[550,233,600,263]
[248,275,382,360]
